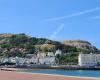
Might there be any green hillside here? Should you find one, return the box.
[0,33,99,58]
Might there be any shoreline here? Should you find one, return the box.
[18,71,100,80]
[0,68,100,80]
[0,70,94,80]
[1,65,100,70]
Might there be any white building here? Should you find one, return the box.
[78,53,100,67]
[10,57,26,65]
[1,58,10,63]
[39,57,55,65]
[55,49,62,55]
[47,52,54,57]
[29,58,38,64]
[9,57,16,63]
[37,53,46,58]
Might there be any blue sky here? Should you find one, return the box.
[0,0,100,48]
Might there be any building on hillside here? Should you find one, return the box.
[47,52,55,57]
[78,53,100,67]
[37,53,46,58]
[26,54,36,59]
[0,57,26,66]
[29,58,38,64]
[13,57,26,66]
[55,49,62,55]
[1,58,10,63]
[39,57,55,65]
[9,57,16,63]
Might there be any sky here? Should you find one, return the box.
[0,0,100,48]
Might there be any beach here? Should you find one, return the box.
[0,70,98,80]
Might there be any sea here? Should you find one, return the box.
[22,69,100,78]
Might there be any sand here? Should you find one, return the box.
[0,70,98,80]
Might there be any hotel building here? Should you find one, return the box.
[78,53,100,67]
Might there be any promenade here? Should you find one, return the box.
[0,70,93,80]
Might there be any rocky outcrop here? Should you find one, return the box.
[63,40,98,52]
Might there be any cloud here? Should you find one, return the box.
[42,7,100,22]
[90,15,100,19]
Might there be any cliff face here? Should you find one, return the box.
[63,40,98,52]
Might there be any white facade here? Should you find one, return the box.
[55,49,62,55]
[9,57,16,63]
[13,57,26,65]
[47,52,54,57]
[78,53,100,67]
[37,53,46,58]
[30,58,38,64]
[39,57,55,65]
[2,58,10,63]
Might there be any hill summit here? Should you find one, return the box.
[63,40,98,52]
